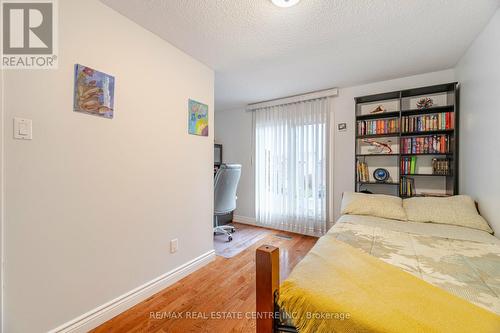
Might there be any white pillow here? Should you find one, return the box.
[403,195,493,233]
[341,192,407,221]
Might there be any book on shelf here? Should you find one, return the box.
[356,160,370,182]
[432,158,451,175]
[401,156,417,175]
[401,112,454,133]
[357,118,399,136]
[400,177,415,197]
[401,135,450,154]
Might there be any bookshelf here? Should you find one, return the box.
[354,82,459,198]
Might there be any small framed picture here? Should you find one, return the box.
[74,64,115,119]
[188,99,209,136]
[338,123,347,131]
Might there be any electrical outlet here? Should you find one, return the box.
[170,239,178,253]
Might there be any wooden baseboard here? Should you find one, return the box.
[49,250,216,333]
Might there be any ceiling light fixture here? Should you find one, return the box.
[271,0,301,8]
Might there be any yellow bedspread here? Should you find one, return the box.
[278,235,500,333]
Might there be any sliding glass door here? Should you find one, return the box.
[255,98,329,236]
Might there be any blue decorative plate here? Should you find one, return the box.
[373,168,390,182]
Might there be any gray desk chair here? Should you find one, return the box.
[214,164,241,242]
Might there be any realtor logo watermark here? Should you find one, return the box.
[1,0,58,69]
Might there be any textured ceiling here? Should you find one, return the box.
[101,0,499,111]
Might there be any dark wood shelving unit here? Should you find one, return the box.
[354,82,459,198]
[400,129,455,137]
[357,181,400,185]
[356,110,401,121]
[401,174,453,177]
[400,153,452,156]
[401,105,454,116]
[356,153,399,157]
[356,133,400,139]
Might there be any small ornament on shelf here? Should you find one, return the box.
[373,168,390,182]
[362,139,393,154]
[432,158,450,175]
[416,97,434,109]
[370,105,386,114]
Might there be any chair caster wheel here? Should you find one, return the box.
[228,235,233,242]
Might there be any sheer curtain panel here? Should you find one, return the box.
[255,98,329,236]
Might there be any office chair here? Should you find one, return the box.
[214,164,241,242]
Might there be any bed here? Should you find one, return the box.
[255,193,500,333]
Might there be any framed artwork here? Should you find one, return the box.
[74,64,115,119]
[338,123,347,131]
[188,99,208,136]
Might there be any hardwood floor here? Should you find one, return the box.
[92,225,317,333]
[214,223,274,258]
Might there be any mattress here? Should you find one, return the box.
[328,214,500,315]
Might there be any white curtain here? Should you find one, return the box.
[254,98,330,236]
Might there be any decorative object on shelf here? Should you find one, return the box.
[188,99,209,136]
[416,97,434,109]
[432,158,450,175]
[373,168,390,182]
[73,64,115,119]
[370,105,386,114]
[362,139,393,154]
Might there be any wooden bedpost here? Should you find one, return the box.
[256,245,279,333]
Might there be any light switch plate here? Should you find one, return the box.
[14,117,32,140]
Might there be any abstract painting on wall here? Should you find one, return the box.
[74,64,115,119]
[188,99,208,136]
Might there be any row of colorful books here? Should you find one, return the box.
[401,112,454,133]
[357,118,399,136]
[401,135,450,154]
[356,160,370,182]
[432,158,451,175]
[401,156,416,175]
[400,177,415,197]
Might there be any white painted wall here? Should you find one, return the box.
[214,108,255,219]
[215,69,456,223]
[456,9,500,234]
[3,1,214,332]
[0,67,4,332]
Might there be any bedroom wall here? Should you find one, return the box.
[456,9,500,234]
[214,109,255,220]
[3,1,214,332]
[0,67,4,331]
[215,69,456,224]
